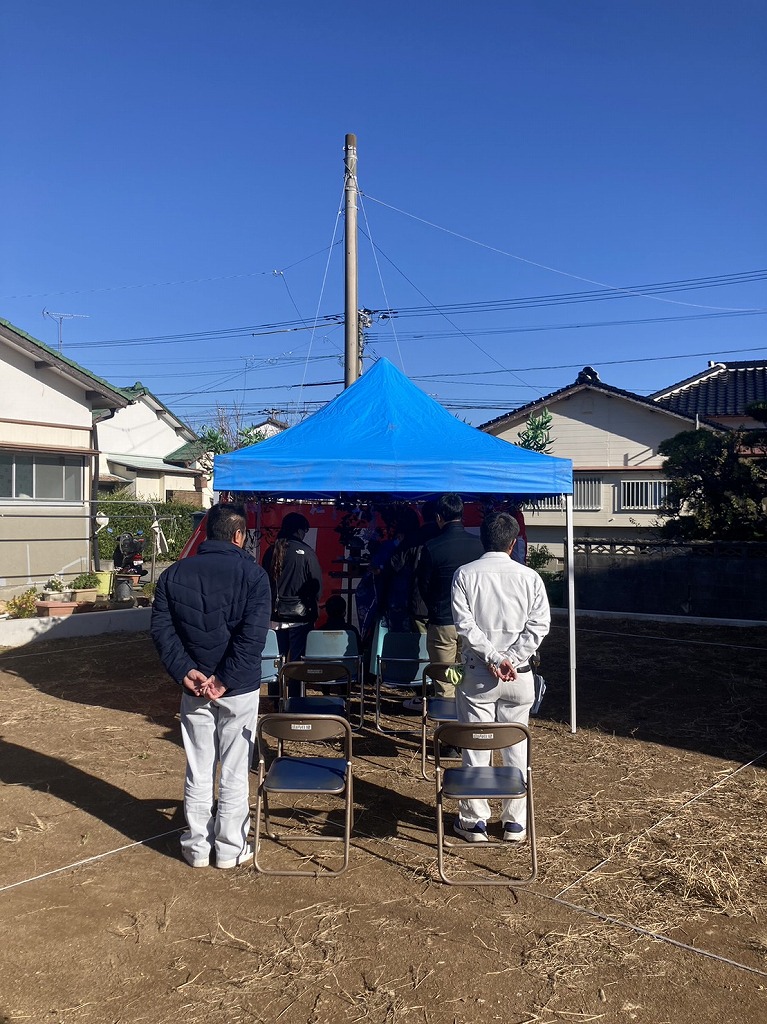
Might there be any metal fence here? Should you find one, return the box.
[0,498,197,595]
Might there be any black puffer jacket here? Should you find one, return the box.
[151,540,271,695]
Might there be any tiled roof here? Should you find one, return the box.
[651,361,767,418]
[166,439,207,464]
[479,369,710,432]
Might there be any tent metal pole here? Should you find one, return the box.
[564,493,577,733]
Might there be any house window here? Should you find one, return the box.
[620,479,669,511]
[573,477,602,511]
[0,452,84,501]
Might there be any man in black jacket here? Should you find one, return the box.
[151,502,271,870]
[415,494,484,698]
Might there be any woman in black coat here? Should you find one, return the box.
[262,512,323,660]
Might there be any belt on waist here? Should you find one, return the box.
[516,664,532,673]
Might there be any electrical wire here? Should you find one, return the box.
[298,188,345,403]
[358,191,404,371]
[407,343,767,380]
[358,226,540,397]
[361,192,765,313]
[0,243,342,301]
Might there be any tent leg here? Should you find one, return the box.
[564,493,577,733]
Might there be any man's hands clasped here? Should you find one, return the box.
[489,657,518,682]
[182,668,227,700]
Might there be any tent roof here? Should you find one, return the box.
[213,358,572,498]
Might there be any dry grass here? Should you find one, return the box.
[2,621,767,1023]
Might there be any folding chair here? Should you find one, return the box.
[433,721,537,886]
[278,661,351,718]
[304,629,364,728]
[420,663,459,779]
[260,628,283,699]
[374,631,429,735]
[254,713,353,876]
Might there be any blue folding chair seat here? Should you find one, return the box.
[374,631,429,735]
[304,629,364,727]
[254,713,354,876]
[261,628,283,698]
[279,661,352,720]
[434,721,537,887]
[420,663,460,779]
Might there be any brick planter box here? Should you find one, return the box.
[35,600,79,618]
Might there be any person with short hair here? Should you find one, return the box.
[151,502,271,869]
[450,511,550,843]
[415,493,484,697]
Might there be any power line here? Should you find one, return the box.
[0,243,342,300]
[360,192,765,313]
[58,267,767,351]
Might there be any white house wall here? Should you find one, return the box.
[519,390,677,469]
[0,340,95,597]
[487,388,696,559]
[98,400,187,459]
[0,343,93,430]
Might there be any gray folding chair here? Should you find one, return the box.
[253,713,354,876]
[279,661,351,719]
[374,631,429,735]
[420,663,459,779]
[304,629,364,728]
[433,721,537,886]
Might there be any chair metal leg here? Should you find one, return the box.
[374,682,422,736]
[435,782,537,886]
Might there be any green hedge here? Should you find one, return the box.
[97,494,197,563]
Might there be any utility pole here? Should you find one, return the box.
[42,309,90,353]
[344,133,359,388]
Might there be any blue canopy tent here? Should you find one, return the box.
[214,359,578,729]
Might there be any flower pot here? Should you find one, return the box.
[114,576,136,602]
[36,600,78,618]
[41,590,74,602]
[94,571,114,596]
[71,588,99,603]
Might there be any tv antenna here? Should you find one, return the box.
[42,308,90,353]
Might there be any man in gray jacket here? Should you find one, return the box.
[450,511,550,843]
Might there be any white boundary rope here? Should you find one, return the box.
[555,750,767,897]
[0,827,183,893]
[530,889,767,979]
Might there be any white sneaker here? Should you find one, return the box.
[217,844,254,869]
[181,848,211,869]
[453,819,489,843]
[502,822,527,843]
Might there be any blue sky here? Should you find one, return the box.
[2,1,765,429]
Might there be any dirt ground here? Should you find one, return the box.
[0,617,765,1024]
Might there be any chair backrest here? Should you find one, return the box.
[434,721,531,753]
[261,628,281,683]
[422,662,462,692]
[280,660,352,689]
[378,631,428,683]
[305,629,359,660]
[258,713,352,754]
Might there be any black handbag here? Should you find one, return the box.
[273,593,307,622]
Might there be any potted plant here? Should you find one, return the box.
[40,574,73,601]
[70,571,101,603]
[6,588,39,618]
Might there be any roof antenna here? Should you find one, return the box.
[42,308,90,353]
